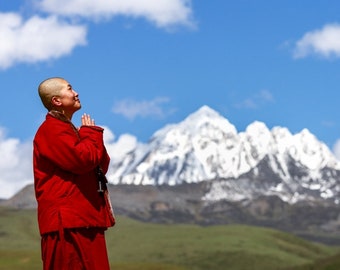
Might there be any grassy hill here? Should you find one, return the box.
[0,206,339,270]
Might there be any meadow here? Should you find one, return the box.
[0,206,339,270]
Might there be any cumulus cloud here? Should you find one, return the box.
[37,0,195,29]
[294,23,340,59]
[103,126,138,161]
[0,0,194,69]
[333,139,340,160]
[112,97,174,120]
[102,126,140,180]
[0,12,87,69]
[0,128,33,199]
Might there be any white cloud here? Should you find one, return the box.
[235,98,257,109]
[321,120,336,128]
[37,0,195,29]
[333,139,340,160]
[0,128,33,199]
[103,126,138,161]
[294,23,340,59]
[0,0,194,69]
[112,97,173,120]
[258,89,274,102]
[234,89,274,109]
[102,126,139,178]
[0,12,87,69]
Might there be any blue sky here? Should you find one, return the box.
[1,0,340,198]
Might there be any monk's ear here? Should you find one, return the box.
[51,96,62,107]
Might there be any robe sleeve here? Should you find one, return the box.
[35,120,109,175]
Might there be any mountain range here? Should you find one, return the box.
[108,105,340,205]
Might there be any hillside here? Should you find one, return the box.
[3,182,340,246]
[1,207,340,270]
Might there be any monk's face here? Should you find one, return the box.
[53,79,81,117]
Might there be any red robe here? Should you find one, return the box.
[33,112,115,234]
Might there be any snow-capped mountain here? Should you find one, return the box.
[108,105,340,204]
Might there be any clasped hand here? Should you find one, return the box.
[81,113,95,126]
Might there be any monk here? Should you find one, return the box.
[33,77,115,269]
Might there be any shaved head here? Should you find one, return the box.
[38,77,66,110]
[38,77,66,111]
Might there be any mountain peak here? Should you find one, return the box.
[191,105,220,117]
[184,105,224,123]
[245,121,270,136]
[182,105,237,135]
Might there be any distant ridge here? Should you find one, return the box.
[0,184,36,209]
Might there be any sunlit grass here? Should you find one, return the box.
[0,207,339,270]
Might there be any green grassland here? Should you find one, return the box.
[0,206,339,270]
